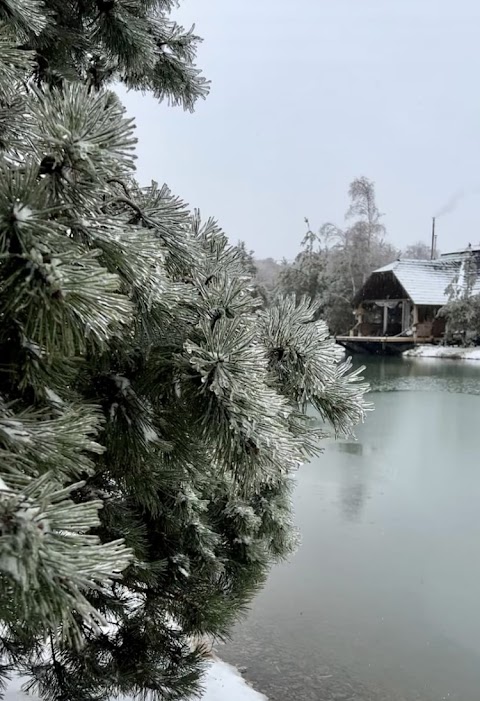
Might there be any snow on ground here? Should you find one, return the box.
[3,659,267,701]
[201,657,267,701]
[404,345,480,360]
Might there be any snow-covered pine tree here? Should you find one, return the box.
[0,2,369,700]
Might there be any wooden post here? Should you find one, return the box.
[382,304,388,335]
[355,304,364,337]
[402,300,412,333]
[358,303,364,324]
[413,304,419,341]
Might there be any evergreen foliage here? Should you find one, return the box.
[277,221,329,320]
[439,294,480,345]
[440,250,480,345]
[0,2,369,699]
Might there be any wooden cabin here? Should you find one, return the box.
[337,248,480,354]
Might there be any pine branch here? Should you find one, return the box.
[0,6,369,701]
[106,178,131,198]
[101,196,144,219]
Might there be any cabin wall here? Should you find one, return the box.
[355,271,407,303]
[352,301,445,340]
[353,300,407,337]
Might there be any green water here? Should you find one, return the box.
[219,357,480,701]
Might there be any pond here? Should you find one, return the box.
[219,356,480,701]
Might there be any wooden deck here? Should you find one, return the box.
[336,335,432,344]
[336,335,434,355]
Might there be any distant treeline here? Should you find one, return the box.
[239,177,432,335]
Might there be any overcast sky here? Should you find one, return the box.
[119,0,480,260]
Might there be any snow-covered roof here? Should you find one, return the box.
[359,256,480,306]
[441,245,480,258]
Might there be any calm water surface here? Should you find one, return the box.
[219,357,480,701]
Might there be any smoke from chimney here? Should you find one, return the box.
[434,189,465,218]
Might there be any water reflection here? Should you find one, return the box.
[339,479,366,522]
[331,441,368,522]
[360,356,480,395]
[336,441,364,456]
[219,356,480,701]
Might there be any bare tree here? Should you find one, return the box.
[277,177,398,334]
[301,217,320,254]
[346,176,386,253]
[402,241,433,260]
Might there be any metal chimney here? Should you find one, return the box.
[430,217,436,259]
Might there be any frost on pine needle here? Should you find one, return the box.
[0,474,131,645]
[12,202,34,225]
[0,6,369,701]
[0,418,32,445]
[44,387,63,406]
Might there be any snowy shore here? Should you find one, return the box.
[3,659,266,701]
[202,657,266,701]
[403,345,480,361]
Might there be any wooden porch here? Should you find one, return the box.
[337,300,445,355]
[335,335,434,355]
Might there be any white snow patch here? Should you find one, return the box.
[45,387,63,405]
[143,425,159,443]
[201,657,267,701]
[453,260,466,298]
[404,345,480,361]
[13,203,33,224]
[22,339,42,357]
[0,419,32,444]
[233,535,253,545]
[113,375,131,392]
[3,658,267,701]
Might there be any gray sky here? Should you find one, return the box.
[119,0,480,260]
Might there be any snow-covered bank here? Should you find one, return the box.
[3,659,267,701]
[202,657,267,700]
[404,345,480,360]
